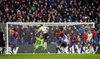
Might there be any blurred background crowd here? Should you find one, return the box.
[0,0,100,32]
[0,0,99,23]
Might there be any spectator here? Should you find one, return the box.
[0,0,99,24]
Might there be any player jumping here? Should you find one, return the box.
[34,24,50,53]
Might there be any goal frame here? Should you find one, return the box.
[6,22,95,54]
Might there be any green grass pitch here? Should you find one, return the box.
[0,54,100,59]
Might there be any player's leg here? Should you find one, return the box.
[11,45,15,54]
[33,37,40,53]
[56,42,62,53]
[43,42,50,53]
[11,39,16,53]
[60,44,64,54]
[42,33,50,53]
[61,43,67,54]
[34,44,40,53]
[43,33,48,42]
[56,46,62,53]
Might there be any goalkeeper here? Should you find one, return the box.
[34,24,50,53]
[34,35,49,53]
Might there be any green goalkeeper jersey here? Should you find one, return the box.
[35,37,44,46]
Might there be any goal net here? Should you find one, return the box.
[6,22,95,54]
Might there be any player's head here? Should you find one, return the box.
[84,29,87,33]
[13,28,17,32]
[40,24,43,27]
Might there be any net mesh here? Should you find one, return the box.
[7,22,94,44]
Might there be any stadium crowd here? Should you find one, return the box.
[0,0,100,33]
[0,0,99,23]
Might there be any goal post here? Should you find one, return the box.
[6,22,95,54]
[6,22,95,26]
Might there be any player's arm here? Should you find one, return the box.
[35,27,41,35]
[34,38,38,46]
[74,26,81,35]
